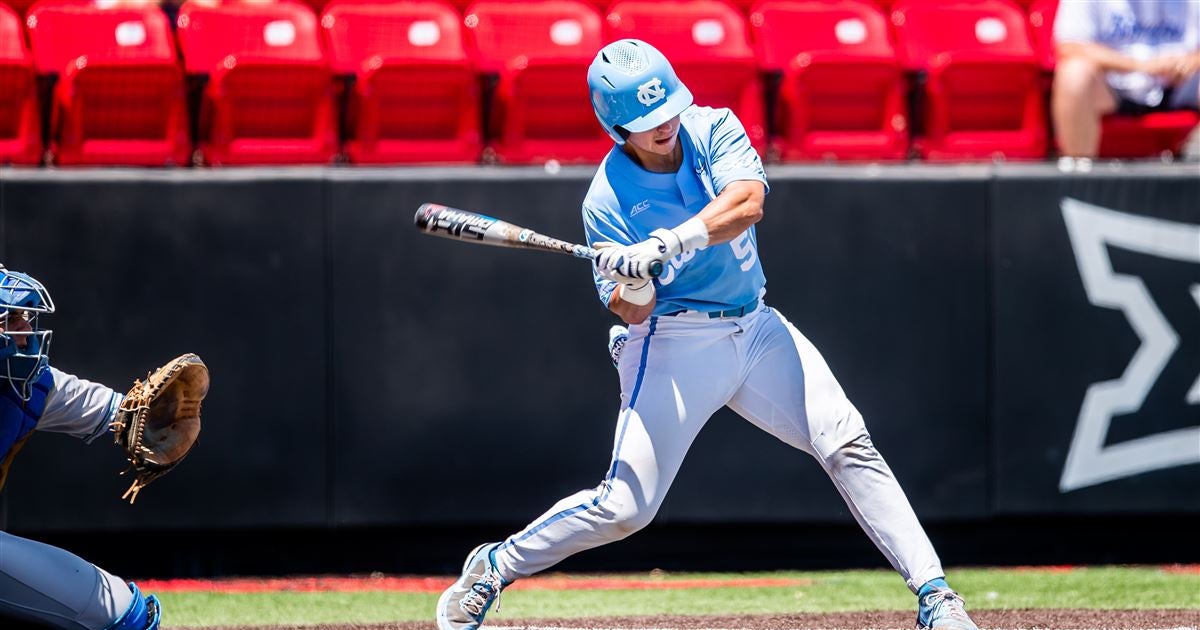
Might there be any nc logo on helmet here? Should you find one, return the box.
[636,77,667,107]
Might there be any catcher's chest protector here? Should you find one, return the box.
[0,370,53,491]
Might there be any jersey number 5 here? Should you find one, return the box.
[730,231,757,272]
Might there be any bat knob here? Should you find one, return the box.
[649,261,664,278]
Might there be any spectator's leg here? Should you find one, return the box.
[1053,57,1118,157]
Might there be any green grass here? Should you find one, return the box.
[164,566,1200,627]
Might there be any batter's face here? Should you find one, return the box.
[622,116,682,172]
[0,310,32,349]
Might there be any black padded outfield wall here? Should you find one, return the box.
[990,170,1200,515]
[0,173,331,531]
[0,165,1195,533]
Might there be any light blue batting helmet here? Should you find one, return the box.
[0,265,55,401]
[587,39,693,144]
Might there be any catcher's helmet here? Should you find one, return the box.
[0,265,55,400]
[587,39,693,144]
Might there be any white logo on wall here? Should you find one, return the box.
[1059,198,1200,492]
[637,77,667,106]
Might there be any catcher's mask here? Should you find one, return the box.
[0,266,55,401]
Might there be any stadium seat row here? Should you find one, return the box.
[0,0,1055,17]
[1,0,1196,166]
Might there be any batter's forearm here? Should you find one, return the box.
[605,180,766,287]
[694,180,765,246]
[609,286,655,325]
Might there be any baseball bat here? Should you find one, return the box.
[413,203,664,278]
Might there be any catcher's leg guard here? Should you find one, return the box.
[103,582,160,630]
[0,531,134,629]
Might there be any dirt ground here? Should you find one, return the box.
[207,608,1199,629]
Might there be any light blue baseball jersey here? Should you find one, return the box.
[582,105,769,316]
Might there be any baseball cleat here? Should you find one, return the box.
[107,582,161,630]
[608,325,629,368]
[436,542,507,630]
[917,587,980,630]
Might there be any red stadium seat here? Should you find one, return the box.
[0,3,41,164]
[606,0,766,151]
[25,1,189,165]
[751,0,906,161]
[722,0,758,13]
[1098,111,1200,159]
[1,0,43,16]
[178,0,338,165]
[876,0,1039,13]
[298,0,334,15]
[463,0,608,164]
[1026,0,1055,70]
[321,0,481,163]
[26,1,177,74]
[892,0,1046,161]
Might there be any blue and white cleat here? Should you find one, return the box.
[607,325,629,368]
[917,587,980,630]
[436,542,507,630]
[106,582,161,630]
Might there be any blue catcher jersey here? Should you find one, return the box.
[0,367,53,488]
[582,105,769,316]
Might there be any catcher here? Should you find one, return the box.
[0,265,207,630]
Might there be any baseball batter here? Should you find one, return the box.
[437,40,980,630]
[0,265,180,630]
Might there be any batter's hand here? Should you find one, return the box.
[594,230,682,282]
[593,242,645,283]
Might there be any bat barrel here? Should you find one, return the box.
[414,203,443,231]
[415,203,506,243]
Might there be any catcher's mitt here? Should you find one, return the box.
[111,353,208,503]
